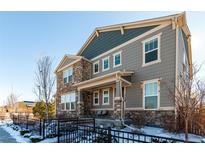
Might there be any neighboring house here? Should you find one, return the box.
[7,101,35,116]
[55,12,192,125]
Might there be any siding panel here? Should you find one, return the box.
[92,25,176,109]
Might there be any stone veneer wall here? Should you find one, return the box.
[56,58,92,118]
[125,110,175,126]
[88,109,174,126]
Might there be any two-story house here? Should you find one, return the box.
[55,12,192,125]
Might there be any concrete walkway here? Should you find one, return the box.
[0,126,17,143]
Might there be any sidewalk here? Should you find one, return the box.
[0,126,17,143]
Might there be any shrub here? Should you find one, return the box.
[160,113,176,132]
[20,129,30,136]
[126,112,146,128]
[29,136,43,143]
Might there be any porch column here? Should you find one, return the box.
[114,77,123,119]
[77,89,84,117]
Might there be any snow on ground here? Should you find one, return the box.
[39,137,57,143]
[120,126,204,142]
[0,122,31,143]
[0,120,57,143]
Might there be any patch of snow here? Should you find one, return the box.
[0,123,30,143]
[23,133,32,138]
[39,137,57,143]
[121,126,204,142]
[201,138,205,143]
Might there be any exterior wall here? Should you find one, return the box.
[56,59,92,117]
[81,25,158,59]
[91,25,176,109]
[125,110,175,126]
[90,85,114,110]
[61,59,76,68]
[177,28,189,74]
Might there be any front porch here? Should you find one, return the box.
[75,71,134,119]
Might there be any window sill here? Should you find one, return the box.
[93,72,99,75]
[142,59,161,68]
[113,64,122,68]
[93,103,100,106]
[102,68,110,72]
[102,103,110,106]
[143,108,159,111]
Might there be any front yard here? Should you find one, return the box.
[1,119,205,143]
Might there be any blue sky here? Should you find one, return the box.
[0,11,204,105]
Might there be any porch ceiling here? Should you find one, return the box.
[75,70,134,91]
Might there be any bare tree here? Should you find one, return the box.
[34,56,55,119]
[6,92,19,113]
[168,64,205,141]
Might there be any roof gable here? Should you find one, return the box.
[81,25,158,59]
[55,55,81,73]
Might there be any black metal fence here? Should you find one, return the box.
[12,115,41,135]
[12,116,197,143]
[57,124,196,143]
[41,117,95,139]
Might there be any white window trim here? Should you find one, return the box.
[142,33,162,67]
[102,89,110,105]
[113,51,122,68]
[61,91,76,111]
[63,67,73,84]
[102,56,110,72]
[93,91,99,106]
[60,96,67,111]
[142,79,160,110]
[93,60,99,74]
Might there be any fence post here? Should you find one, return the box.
[76,117,79,126]
[39,119,42,136]
[26,116,28,129]
[93,118,96,132]
[43,119,45,139]
[57,120,60,143]
[108,127,112,143]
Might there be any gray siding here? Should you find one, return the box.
[92,25,176,109]
[178,28,189,74]
[91,87,114,109]
[81,26,158,59]
[61,59,76,68]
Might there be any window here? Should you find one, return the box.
[143,79,160,110]
[61,92,76,111]
[93,91,99,105]
[102,57,110,71]
[63,67,73,84]
[93,61,99,74]
[113,51,122,67]
[142,34,161,66]
[103,89,109,105]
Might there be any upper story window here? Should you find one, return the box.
[113,51,122,68]
[63,67,73,84]
[103,89,109,105]
[102,56,110,71]
[61,92,76,111]
[143,79,160,110]
[142,34,161,66]
[93,91,99,106]
[93,61,99,74]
